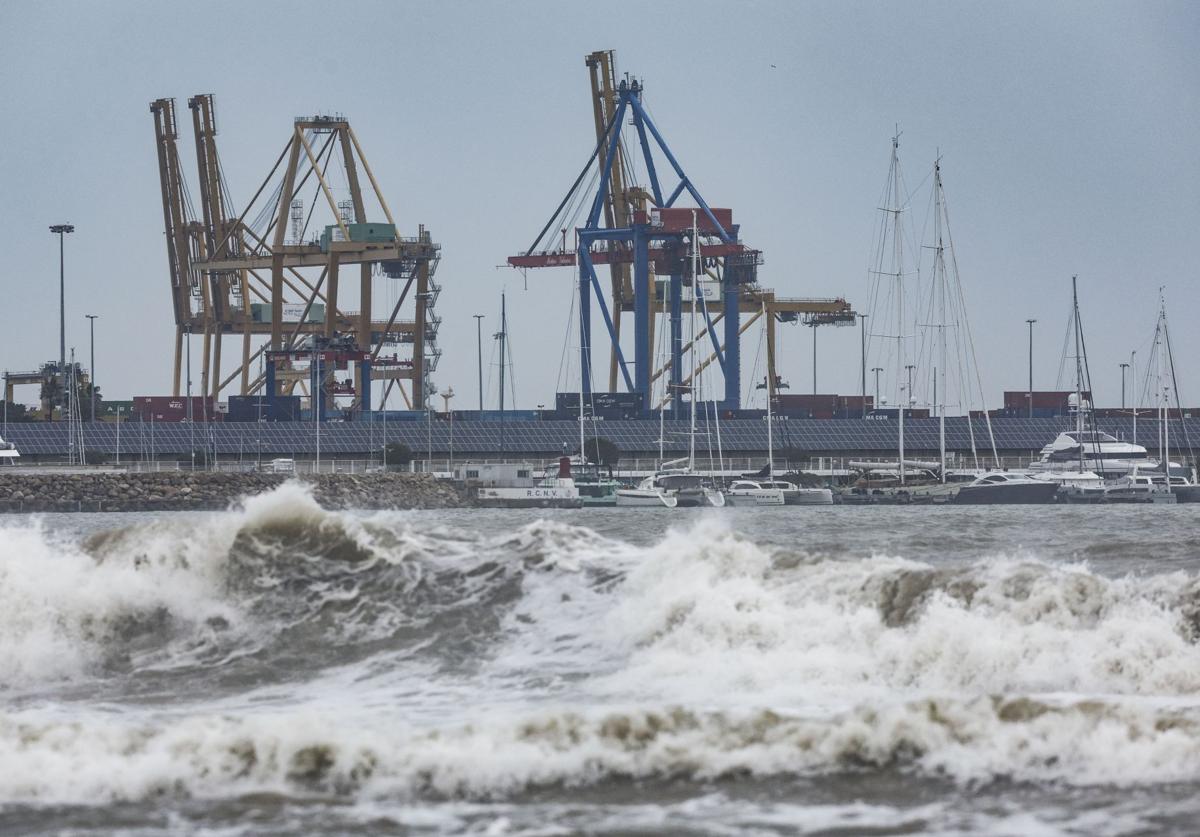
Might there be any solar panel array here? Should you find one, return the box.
[4,417,1197,457]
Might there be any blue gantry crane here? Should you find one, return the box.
[509,50,854,416]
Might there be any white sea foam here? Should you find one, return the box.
[597,516,1200,704]
[1,695,1198,804]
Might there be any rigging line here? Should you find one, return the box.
[524,105,622,255]
[555,277,578,394]
[1162,308,1195,462]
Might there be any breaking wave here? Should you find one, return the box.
[0,483,616,690]
[3,696,1200,804]
[3,493,1200,805]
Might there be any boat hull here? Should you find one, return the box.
[783,488,834,505]
[953,481,1060,504]
[726,489,785,507]
[615,490,678,508]
[475,487,583,509]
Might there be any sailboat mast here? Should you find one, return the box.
[764,302,774,478]
[1159,294,1170,491]
[688,211,698,472]
[499,291,507,459]
[578,270,585,462]
[1071,275,1084,473]
[935,160,947,481]
[892,133,906,486]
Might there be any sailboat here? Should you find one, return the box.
[728,303,831,506]
[470,293,582,508]
[616,211,724,508]
[726,322,785,506]
[1104,293,1196,503]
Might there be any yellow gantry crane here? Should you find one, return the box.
[150,96,441,411]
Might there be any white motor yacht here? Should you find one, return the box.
[1028,430,1152,478]
[0,435,18,463]
[759,479,834,505]
[724,480,785,507]
[952,472,1061,504]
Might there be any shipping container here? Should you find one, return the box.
[1002,391,1090,412]
[133,396,216,422]
[555,392,644,419]
[226,395,301,422]
[635,207,735,235]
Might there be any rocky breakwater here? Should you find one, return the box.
[0,471,465,513]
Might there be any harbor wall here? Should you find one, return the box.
[0,472,465,514]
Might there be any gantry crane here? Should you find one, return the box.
[508,51,855,414]
[150,96,441,412]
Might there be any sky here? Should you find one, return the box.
[1,0,1197,413]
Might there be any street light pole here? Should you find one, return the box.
[1131,350,1138,444]
[85,314,98,422]
[473,314,485,410]
[186,325,194,469]
[1120,362,1130,410]
[1025,319,1037,417]
[50,224,74,411]
[811,323,818,396]
[441,387,455,470]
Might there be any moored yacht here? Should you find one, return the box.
[759,479,833,505]
[1027,429,1151,479]
[616,466,724,508]
[0,435,18,464]
[952,472,1060,504]
[724,479,785,506]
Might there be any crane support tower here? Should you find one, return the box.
[509,51,855,414]
[150,95,441,414]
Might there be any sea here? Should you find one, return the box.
[2,483,1199,836]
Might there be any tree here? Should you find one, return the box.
[579,436,620,470]
[384,442,413,466]
[0,401,34,423]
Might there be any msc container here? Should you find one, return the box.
[133,396,215,422]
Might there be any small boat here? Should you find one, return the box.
[570,459,621,506]
[1103,473,1175,504]
[724,480,785,506]
[952,472,1060,504]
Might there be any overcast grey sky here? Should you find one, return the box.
[1,0,1196,411]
